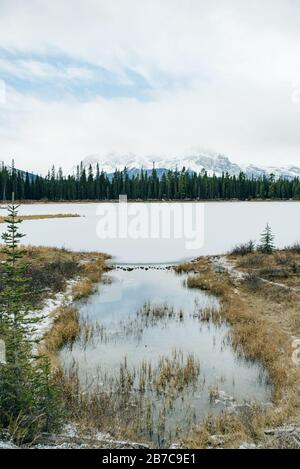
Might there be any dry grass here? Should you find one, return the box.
[53,367,153,446]
[36,249,110,369]
[71,254,109,300]
[138,302,184,320]
[0,245,109,271]
[175,262,200,274]
[0,245,110,308]
[185,405,267,448]
[72,279,95,300]
[186,273,231,297]
[0,213,81,223]
[179,252,300,448]
[41,306,80,366]
[51,348,201,446]
[230,249,300,280]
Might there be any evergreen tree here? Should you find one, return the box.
[258,223,276,254]
[0,199,63,443]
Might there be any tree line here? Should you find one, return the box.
[1,162,300,201]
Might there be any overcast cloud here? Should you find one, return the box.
[0,0,300,174]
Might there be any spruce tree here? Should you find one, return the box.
[0,199,63,443]
[258,223,276,254]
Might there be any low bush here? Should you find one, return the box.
[27,258,79,295]
[285,242,300,254]
[230,241,255,256]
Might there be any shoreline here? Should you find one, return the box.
[0,213,81,223]
[1,198,300,206]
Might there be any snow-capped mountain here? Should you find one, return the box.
[79,151,300,180]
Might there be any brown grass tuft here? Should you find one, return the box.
[41,306,80,367]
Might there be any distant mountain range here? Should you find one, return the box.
[80,151,300,180]
[0,160,36,181]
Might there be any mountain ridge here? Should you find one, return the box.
[79,151,300,180]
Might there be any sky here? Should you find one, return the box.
[0,0,300,174]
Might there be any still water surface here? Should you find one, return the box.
[61,268,271,445]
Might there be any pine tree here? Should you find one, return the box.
[258,223,276,254]
[0,198,63,443]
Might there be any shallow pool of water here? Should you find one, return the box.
[60,268,271,446]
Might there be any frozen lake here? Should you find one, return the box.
[1,201,299,263]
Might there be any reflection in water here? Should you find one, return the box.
[61,268,271,446]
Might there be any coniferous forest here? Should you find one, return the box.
[1,162,300,201]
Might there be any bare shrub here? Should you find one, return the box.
[230,241,255,256]
[285,242,300,254]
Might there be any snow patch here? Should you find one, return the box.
[0,440,17,449]
[211,256,246,281]
[29,278,79,345]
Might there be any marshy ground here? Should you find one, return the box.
[1,244,299,449]
[56,267,271,448]
[180,249,300,448]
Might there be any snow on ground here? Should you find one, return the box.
[0,441,17,449]
[29,278,79,345]
[0,424,149,449]
[211,256,246,281]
